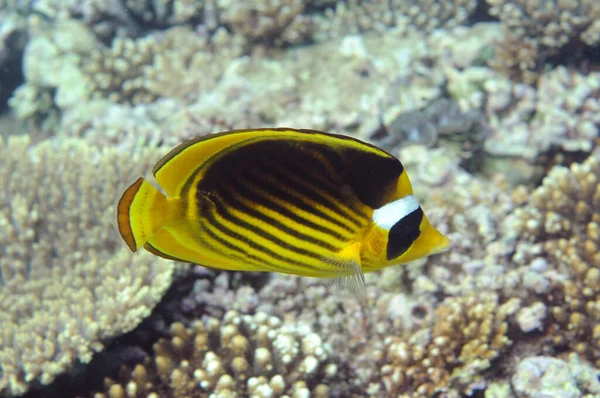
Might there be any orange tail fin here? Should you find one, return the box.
[117,177,173,251]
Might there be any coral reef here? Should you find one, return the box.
[483,66,600,171]
[509,151,600,366]
[3,1,600,397]
[380,292,516,396]
[371,98,488,172]
[0,135,178,396]
[512,353,600,397]
[78,26,245,105]
[1,0,479,51]
[488,0,600,82]
[12,20,470,148]
[218,0,313,46]
[92,311,340,397]
[313,0,478,40]
[13,20,245,110]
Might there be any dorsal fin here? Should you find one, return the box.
[152,128,394,198]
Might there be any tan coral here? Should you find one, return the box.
[313,0,477,39]
[93,311,336,397]
[488,0,600,82]
[510,151,600,366]
[0,135,178,396]
[218,0,312,46]
[123,0,205,26]
[380,292,515,397]
[80,26,245,105]
[13,21,245,112]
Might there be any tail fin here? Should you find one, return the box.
[117,177,173,251]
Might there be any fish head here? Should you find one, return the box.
[391,215,450,264]
[368,194,449,269]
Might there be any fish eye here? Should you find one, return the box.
[386,207,423,260]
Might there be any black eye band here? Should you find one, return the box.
[386,207,423,260]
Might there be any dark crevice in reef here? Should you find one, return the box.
[0,30,26,114]
[466,0,497,25]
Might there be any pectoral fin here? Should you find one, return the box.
[324,242,367,300]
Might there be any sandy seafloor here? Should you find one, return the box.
[1,1,600,397]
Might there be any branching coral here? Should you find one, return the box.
[218,0,314,46]
[0,0,144,40]
[0,135,178,396]
[11,20,245,116]
[488,0,600,82]
[379,292,517,396]
[79,26,245,105]
[92,311,338,397]
[509,151,600,366]
[122,0,205,27]
[313,0,477,40]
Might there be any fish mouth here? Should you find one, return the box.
[427,230,450,255]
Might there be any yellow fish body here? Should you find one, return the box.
[117,128,449,295]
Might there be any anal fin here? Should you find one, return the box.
[324,242,367,300]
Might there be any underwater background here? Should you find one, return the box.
[0,0,600,397]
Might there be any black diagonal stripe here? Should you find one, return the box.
[241,167,355,232]
[196,218,280,272]
[387,207,424,260]
[212,187,327,263]
[230,168,356,241]
[204,195,323,270]
[263,145,341,189]
[224,174,350,241]
[267,164,367,227]
[216,179,339,251]
[305,146,348,186]
[243,143,351,219]
[258,145,353,209]
[201,202,296,271]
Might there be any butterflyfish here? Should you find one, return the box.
[117,128,449,297]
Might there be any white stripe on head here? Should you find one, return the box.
[372,195,420,231]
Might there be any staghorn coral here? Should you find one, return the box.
[488,0,600,82]
[91,311,340,397]
[379,292,517,396]
[0,135,179,396]
[509,151,600,366]
[10,18,101,118]
[3,0,481,53]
